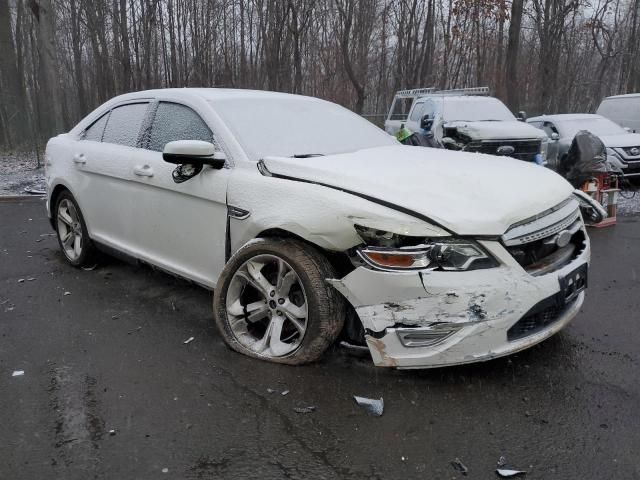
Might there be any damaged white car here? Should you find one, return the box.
[45,89,602,368]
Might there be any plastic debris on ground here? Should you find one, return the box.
[451,457,468,476]
[293,406,317,414]
[496,456,526,477]
[353,395,384,416]
[497,468,527,477]
[267,388,289,395]
[109,429,116,436]
[82,265,97,271]
[183,336,195,344]
[161,468,169,473]
[12,370,25,377]
[63,291,71,296]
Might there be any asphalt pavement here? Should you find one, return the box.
[1,197,639,479]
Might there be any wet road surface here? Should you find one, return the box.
[1,197,639,479]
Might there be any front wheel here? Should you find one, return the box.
[213,238,346,365]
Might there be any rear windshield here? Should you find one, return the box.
[211,97,396,161]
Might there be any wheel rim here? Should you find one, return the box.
[56,199,83,261]
[226,254,309,358]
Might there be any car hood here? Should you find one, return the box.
[261,145,574,236]
[445,120,547,141]
[598,133,640,148]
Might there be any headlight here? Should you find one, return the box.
[356,239,498,272]
[540,140,548,161]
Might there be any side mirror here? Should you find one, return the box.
[573,189,607,225]
[163,140,226,169]
[517,111,527,122]
[420,114,434,131]
[551,132,559,141]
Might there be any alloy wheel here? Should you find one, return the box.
[226,254,308,357]
[56,198,83,261]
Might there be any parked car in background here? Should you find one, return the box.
[597,94,640,132]
[385,87,547,163]
[45,88,601,369]
[527,113,640,178]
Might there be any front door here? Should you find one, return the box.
[126,101,229,288]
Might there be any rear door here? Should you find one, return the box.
[126,100,230,288]
[73,101,151,251]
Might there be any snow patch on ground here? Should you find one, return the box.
[0,152,46,196]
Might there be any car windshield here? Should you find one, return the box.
[210,97,396,161]
[438,97,516,122]
[556,117,627,138]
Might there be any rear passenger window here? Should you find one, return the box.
[102,103,149,147]
[147,102,214,152]
[83,113,109,142]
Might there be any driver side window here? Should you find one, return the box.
[147,102,214,152]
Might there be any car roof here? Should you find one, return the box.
[527,113,602,123]
[602,93,640,100]
[111,88,321,103]
[419,96,499,103]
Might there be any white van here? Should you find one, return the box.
[596,94,640,132]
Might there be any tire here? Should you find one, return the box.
[213,237,346,365]
[54,191,97,267]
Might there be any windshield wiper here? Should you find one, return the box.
[291,153,324,158]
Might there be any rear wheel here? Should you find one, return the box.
[54,191,97,267]
[213,238,346,365]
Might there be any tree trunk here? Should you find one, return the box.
[29,0,63,138]
[0,0,29,147]
[505,0,524,111]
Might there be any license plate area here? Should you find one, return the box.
[559,263,588,305]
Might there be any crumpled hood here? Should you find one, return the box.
[598,133,640,148]
[262,145,574,236]
[446,120,547,141]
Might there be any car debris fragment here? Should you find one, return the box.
[293,406,317,414]
[63,291,71,296]
[183,336,195,344]
[127,326,142,335]
[353,395,384,416]
[82,264,97,271]
[12,370,25,377]
[451,457,469,476]
[497,468,527,477]
[281,390,289,396]
[161,468,169,473]
[17,279,24,283]
[108,429,116,436]
[496,456,526,477]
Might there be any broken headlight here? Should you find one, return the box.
[354,226,498,271]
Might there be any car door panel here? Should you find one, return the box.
[74,102,150,251]
[126,101,229,288]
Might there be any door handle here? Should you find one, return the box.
[133,165,154,177]
[73,153,86,165]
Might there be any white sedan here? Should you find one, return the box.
[45,88,600,368]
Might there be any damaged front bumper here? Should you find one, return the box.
[329,238,589,369]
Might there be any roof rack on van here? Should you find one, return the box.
[394,86,490,98]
